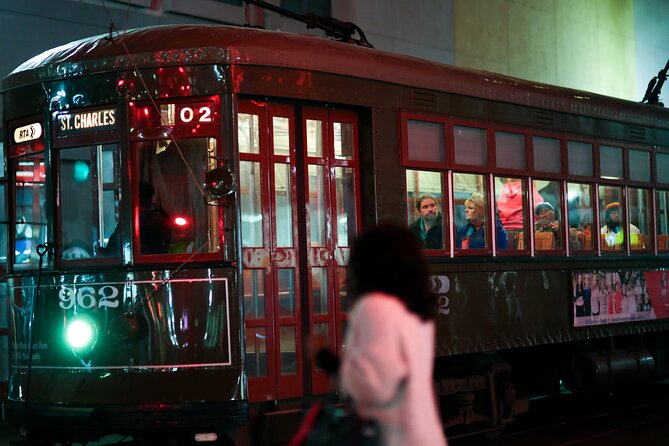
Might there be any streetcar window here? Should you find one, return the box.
[306,119,324,157]
[335,167,357,247]
[599,185,626,252]
[495,131,525,170]
[278,269,296,317]
[279,325,297,375]
[311,267,328,315]
[241,161,263,247]
[273,116,290,156]
[275,164,293,248]
[59,144,120,260]
[245,326,268,378]
[243,269,266,319]
[657,152,669,184]
[0,183,6,263]
[629,149,651,182]
[628,188,651,251]
[0,141,5,177]
[453,173,500,251]
[599,145,623,180]
[135,138,220,255]
[568,140,593,177]
[406,119,445,163]
[454,126,487,166]
[495,176,540,251]
[406,170,444,250]
[238,113,260,154]
[533,136,561,174]
[308,165,326,246]
[533,180,562,251]
[13,154,46,266]
[567,182,594,251]
[656,190,669,252]
[333,121,355,161]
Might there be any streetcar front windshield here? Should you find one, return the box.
[59,144,120,260]
[135,137,220,255]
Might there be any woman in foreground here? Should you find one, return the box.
[318,223,448,446]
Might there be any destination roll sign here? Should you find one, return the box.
[56,108,117,136]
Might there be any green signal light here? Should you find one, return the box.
[66,316,98,352]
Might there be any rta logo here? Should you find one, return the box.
[430,275,450,316]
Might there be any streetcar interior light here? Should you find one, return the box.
[66,316,98,352]
[194,432,218,442]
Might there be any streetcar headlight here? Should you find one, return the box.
[66,316,98,353]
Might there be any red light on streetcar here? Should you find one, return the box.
[174,217,189,227]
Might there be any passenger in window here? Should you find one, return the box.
[409,193,443,249]
[497,178,543,232]
[534,202,559,249]
[600,202,640,249]
[456,192,507,250]
[139,181,172,254]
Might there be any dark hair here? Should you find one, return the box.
[347,222,437,321]
[415,193,438,211]
[139,181,155,206]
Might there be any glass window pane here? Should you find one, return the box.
[308,164,326,247]
[600,145,623,180]
[338,266,349,312]
[629,150,650,182]
[273,116,290,156]
[495,176,534,251]
[628,188,651,251]
[14,154,46,265]
[533,180,562,251]
[495,131,525,170]
[306,119,323,157]
[656,190,669,251]
[567,183,594,250]
[454,126,487,166]
[657,153,669,184]
[0,185,6,263]
[334,122,355,160]
[568,141,593,177]
[240,160,263,247]
[274,164,293,248]
[245,327,267,378]
[406,170,444,250]
[243,269,265,320]
[278,269,295,317]
[279,325,297,374]
[137,138,219,254]
[311,267,328,315]
[599,185,624,251]
[406,119,445,163]
[0,141,5,177]
[60,145,120,260]
[238,113,260,154]
[533,136,561,173]
[452,173,504,250]
[335,167,357,247]
[312,322,330,370]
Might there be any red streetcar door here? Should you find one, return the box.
[302,106,360,394]
[239,100,360,402]
[239,100,302,401]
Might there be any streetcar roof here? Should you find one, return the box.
[3,24,669,129]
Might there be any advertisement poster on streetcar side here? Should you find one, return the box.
[572,270,669,327]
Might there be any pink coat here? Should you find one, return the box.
[339,293,447,446]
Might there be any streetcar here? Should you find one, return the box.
[3,14,669,446]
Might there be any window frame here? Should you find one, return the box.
[400,112,450,170]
